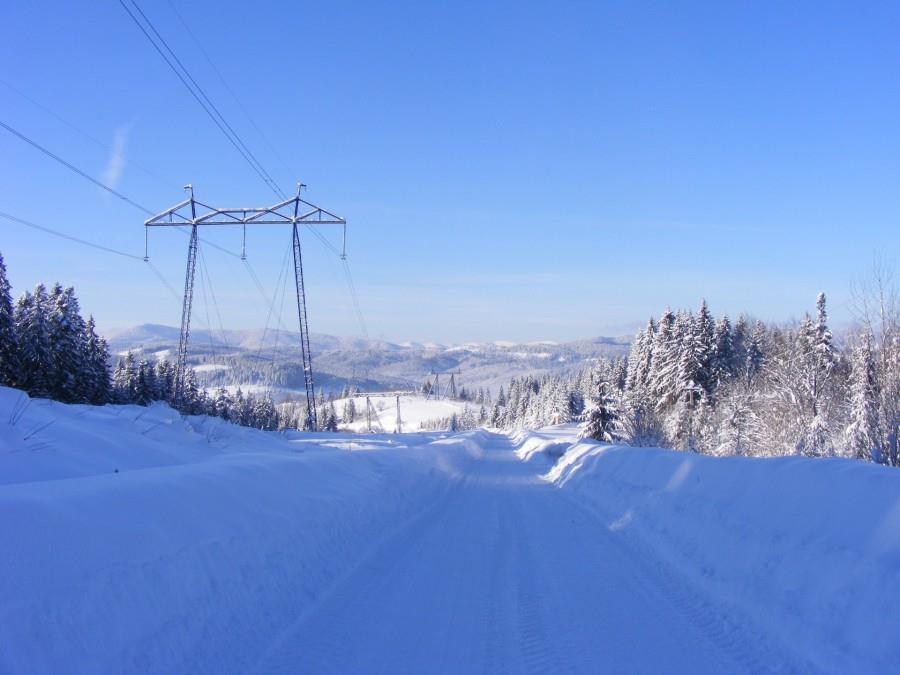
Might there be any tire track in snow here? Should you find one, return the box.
[554,486,812,674]
[480,495,512,674]
[253,472,471,674]
[512,494,562,674]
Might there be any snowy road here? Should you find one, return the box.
[255,434,769,674]
[7,393,893,674]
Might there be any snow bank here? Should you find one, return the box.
[0,388,478,674]
[545,439,900,673]
[507,425,579,462]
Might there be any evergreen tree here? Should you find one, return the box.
[342,397,357,423]
[710,315,734,393]
[694,299,716,394]
[47,285,87,402]
[214,387,232,420]
[0,252,17,387]
[847,331,880,461]
[154,359,175,404]
[745,321,765,388]
[649,308,678,407]
[114,351,138,403]
[83,316,111,404]
[326,401,339,431]
[135,361,154,406]
[731,314,749,375]
[582,381,619,443]
[14,284,53,398]
[181,368,203,414]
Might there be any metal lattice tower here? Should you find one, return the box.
[426,369,462,400]
[145,184,346,430]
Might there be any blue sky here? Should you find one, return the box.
[1,1,898,343]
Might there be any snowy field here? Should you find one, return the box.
[1,386,899,673]
[334,394,472,432]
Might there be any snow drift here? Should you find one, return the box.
[541,436,900,673]
[0,387,479,674]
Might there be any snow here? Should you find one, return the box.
[335,394,471,432]
[538,429,900,673]
[193,363,230,373]
[1,386,898,673]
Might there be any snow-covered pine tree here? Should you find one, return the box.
[731,314,749,376]
[114,351,138,403]
[879,332,900,466]
[793,294,837,457]
[0,251,17,387]
[342,397,357,423]
[649,308,678,408]
[712,383,761,456]
[136,361,158,406]
[710,314,734,393]
[14,284,53,398]
[694,299,716,395]
[581,381,619,443]
[846,331,880,461]
[625,319,655,394]
[326,401,339,431]
[676,311,702,396]
[47,285,87,403]
[181,367,203,414]
[154,359,174,404]
[83,316,111,404]
[745,320,765,388]
[214,387,232,421]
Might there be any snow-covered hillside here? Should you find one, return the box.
[1,386,898,673]
[106,324,630,396]
[332,394,473,432]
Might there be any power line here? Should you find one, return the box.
[0,118,241,260]
[342,259,368,337]
[163,0,296,180]
[118,0,285,199]
[0,119,154,215]
[0,209,143,260]
[0,78,176,188]
[0,208,186,309]
[119,0,369,339]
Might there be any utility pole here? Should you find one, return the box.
[395,394,402,434]
[144,184,346,431]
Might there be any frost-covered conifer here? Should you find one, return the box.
[83,316,111,404]
[0,252,17,387]
[47,285,87,402]
[14,285,53,398]
[846,331,880,461]
[581,381,619,443]
[710,315,733,392]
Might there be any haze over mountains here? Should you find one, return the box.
[108,324,631,395]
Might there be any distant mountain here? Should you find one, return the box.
[107,324,631,397]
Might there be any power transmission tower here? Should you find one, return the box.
[394,394,402,434]
[426,369,462,400]
[145,184,346,430]
[365,396,384,433]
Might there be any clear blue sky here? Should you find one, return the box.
[1,1,898,343]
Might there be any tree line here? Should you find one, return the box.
[0,251,289,432]
[493,290,899,465]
